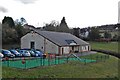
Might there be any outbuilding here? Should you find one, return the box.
[21,30,91,55]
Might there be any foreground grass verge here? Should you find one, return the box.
[2,53,119,78]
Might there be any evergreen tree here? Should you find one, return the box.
[2,16,15,28]
[2,16,28,44]
[57,17,70,33]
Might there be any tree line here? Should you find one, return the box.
[2,16,71,44]
[42,19,119,41]
[1,16,119,44]
[2,16,29,44]
[80,24,119,41]
[43,17,70,33]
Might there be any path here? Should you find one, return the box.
[62,51,97,57]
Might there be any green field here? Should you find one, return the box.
[89,42,118,53]
[2,53,119,78]
[1,42,119,78]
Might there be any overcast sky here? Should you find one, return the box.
[0,0,119,28]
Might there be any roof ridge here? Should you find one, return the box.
[35,30,70,34]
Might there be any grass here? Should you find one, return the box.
[1,41,119,78]
[80,53,108,59]
[2,53,119,78]
[89,41,118,53]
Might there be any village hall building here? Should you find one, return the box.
[21,30,91,55]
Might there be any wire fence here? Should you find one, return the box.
[2,54,109,69]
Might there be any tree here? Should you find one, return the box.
[112,34,118,41]
[104,31,111,39]
[73,28,80,38]
[14,17,27,26]
[43,23,55,31]
[2,17,28,44]
[50,20,59,27]
[57,17,70,33]
[14,18,28,41]
[20,17,27,25]
[2,23,18,44]
[43,20,59,31]
[2,16,15,28]
[15,24,26,39]
[88,27,100,41]
[42,17,70,33]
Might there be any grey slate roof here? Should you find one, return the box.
[35,30,89,46]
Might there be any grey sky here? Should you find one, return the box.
[0,6,8,13]
[0,0,119,28]
[118,1,120,23]
[15,0,38,4]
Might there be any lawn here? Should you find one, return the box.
[2,53,119,78]
[1,41,119,78]
[89,42,118,53]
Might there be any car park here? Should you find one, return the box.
[2,49,15,58]
[9,49,22,57]
[18,49,31,57]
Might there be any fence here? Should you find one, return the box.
[2,54,109,69]
[92,49,120,58]
[2,57,67,69]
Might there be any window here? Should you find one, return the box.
[65,40,76,44]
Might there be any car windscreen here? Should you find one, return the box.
[25,51,29,54]
[30,51,35,54]
[3,50,11,54]
[11,50,20,54]
[36,51,42,54]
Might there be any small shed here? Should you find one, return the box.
[21,30,90,55]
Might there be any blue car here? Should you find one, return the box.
[2,49,15,58]
[21,49,39,57]
[33,49,43,57]
[9,49,22,57]
[28,50,39,57]
[18,50,31,57]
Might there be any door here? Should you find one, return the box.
[30,41,35,49]
[62,48,64,55]
[69,46,74,53]
[72,46,74,50]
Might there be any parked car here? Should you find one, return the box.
[29,50,39,57]
[18,50,31,57]
[33,49,43,57]
[2,49,15,58]
[9,49,22,57]
[21,49,39,57]
[0,52,4,58]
